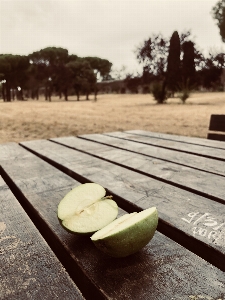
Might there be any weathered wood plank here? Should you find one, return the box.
[0,176,84,300]
[105,131,225,160]
[20,139,225,272]
[127,129,225,150]
[0,144,104,300]
[50,136,225,204]
[0,144,225,299]
[78,133,225,177]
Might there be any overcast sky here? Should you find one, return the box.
[0,0,224,75]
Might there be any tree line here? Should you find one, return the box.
[99,29,225,102]
[1,37,224,104]
[132,29,225,103]
[124,1,225,103]
[0,47,112,102]
[1,1,224,103]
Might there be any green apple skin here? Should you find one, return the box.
[92,209,158,257]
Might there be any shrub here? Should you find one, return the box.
[178,79,192,103]
[151,81,167,104]
[179,90,190,103]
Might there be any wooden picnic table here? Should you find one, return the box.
[0,130,224,300]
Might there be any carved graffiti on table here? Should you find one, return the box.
[181,212,224,246]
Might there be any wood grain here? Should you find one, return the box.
[126,129,225,150]
[105,131,225,159]
[0,144,225,299]
[78,133,225,176]
[20,139,225,271]
[50,136,225,204]
[0,176,84,300]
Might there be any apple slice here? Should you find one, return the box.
[58,183,118,235]
[91,207,158,257]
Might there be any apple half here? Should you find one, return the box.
[58,183,118,235]
[91,207,158,257]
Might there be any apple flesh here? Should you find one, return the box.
[58,183,118,235]
[91,207,158,257]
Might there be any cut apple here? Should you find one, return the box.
[58,183,118,235]
[91,207,158,257]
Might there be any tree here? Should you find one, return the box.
[166,31,181,95]
[136,30,205,103]
[182,41,196,86]
[52,64,73,101]
[0,54,29,101]
[84,57,112,81]
[197,51,225,89]
[136,33,169,103]
[51,55,80,100]
[136,33,169,79]
[25,64,42,100]
[84,57,112,99]
[67,59,96,101]
[29,47,69,101]
[212,0,225,42]
[0,55,11,101]
[175,40,196,103]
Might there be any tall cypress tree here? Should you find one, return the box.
[167,31,181,94]
[182,41,195,86]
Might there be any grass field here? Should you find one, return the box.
[0,92,224,144]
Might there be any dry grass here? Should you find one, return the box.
[0,92,224,144]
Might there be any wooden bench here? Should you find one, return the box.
[0,132,225,299]
[207,114,225,141]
